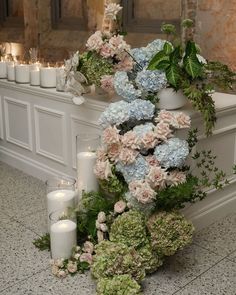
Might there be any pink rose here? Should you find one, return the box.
[100,223,108,232]
[141,131,159,149]
[109,35,130,59]
[67,261,77,273]
[146,155,160,167]
[146,166,167,189]
[114,200,126,213]
[51,265,59,276]
[155,122,172,141]
[97,211,106,223]
[115,55,134,72]
[155,110,177,126]
[129,180,156,204]
[86,31,104,52]
[107,143,121,162]
[175,113,191,129]
[54,258,64,267]
[94,160,113,180]
[97,230,104,243]
[119,148,138,164]
[57,270,68,278]
[122,131,140,149]
[83,241,94,254]
[80,253,93,265]
[103,126,120,145]
[167,171,187,186]
[100,43,114,58]
[96,147,108,161]
[100,75,115,93]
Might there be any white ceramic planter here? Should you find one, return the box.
[157,88,188,110]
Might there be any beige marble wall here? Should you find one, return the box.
[195,0,236,70]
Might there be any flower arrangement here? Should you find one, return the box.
[76,2,133,94]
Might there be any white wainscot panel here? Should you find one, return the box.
[4,96,32,150]
[71,115,101,169]
[34,105,67,165]
[0,96,3,140]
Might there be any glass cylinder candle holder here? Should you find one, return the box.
[7,61,16,81]
[0,56,7,78]
[40,62,56,88]
[56,61,66,92]
[76,134,100,199]
[15,62,30,83]
[49,209,77,259]
[46,176,76,231]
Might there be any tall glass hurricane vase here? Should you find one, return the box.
[76,133,100,199]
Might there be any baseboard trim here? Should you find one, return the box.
[0,146,72,181]
[1,145,236,230]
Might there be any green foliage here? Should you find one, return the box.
[76,191,115,243]
[97,275,142,295]
[161,23,176,35]
[33,233,50,251]
[147,211,194,256]
[182,19,194,28]
[187,128,198,153]
[156,174,200,210]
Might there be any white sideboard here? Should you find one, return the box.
[0,79,236,229]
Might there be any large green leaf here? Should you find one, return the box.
[156,59,170,70]
[185,41,198,56]
[183,53,203,78]
[163,42,173,55]
[169,46,182,64]
[147,50,169,70]
[166,65,181,88]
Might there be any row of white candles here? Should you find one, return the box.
[0,60,65,89]
[47,148,98,259]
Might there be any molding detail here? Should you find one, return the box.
[70,115,101,169]
[0,96,3,140]
[3,96,32,151]
[34,105,67,165]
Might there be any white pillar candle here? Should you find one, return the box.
[7,62,15,81]
[15,64,30,83]
[47,189,75,230]
[40,66,56,88]
[0,61,7,78]
[56,66,66,91]
[30,68,40,86]
[77,152,98,198]
[50,219,77,259]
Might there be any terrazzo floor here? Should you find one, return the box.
[0,160,236,295]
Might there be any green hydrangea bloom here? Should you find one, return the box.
[97,275,142,295]
[138,242,163,274]
[147,211,194,256]
[91,241,145,282]
[79,52,114,86]
[110,210,147,249]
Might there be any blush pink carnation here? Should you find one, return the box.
[121,131,140,149]
[79,253,93,265]
[114,200,126,213]
[155,110,177,125]
[67,261,77,274]
[107,143,121,162]
[103,126,120,145]
[115,55,134,72]
[83,241,94,254]
[100,75,115,93]
[175,113,191,129]
[146,155,160,167]
[100,43,114,58]
[96,147,108,161]
[119,147,138,164]
[155,122,172,141]
[146,166,168,189]
[167,171,187,186]
[94,160,113,180]
[86,31,104,52]
[129,180,156,204]
[141,131,159,149]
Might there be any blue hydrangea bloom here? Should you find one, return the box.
[98,101,130,128]
[129,99,155,121]
[131,47,151,69]
[133,123,155,138]
[114,71,142,102]
[146,39,168,56]
[135,70,167,92]
[125,192,155,215]
[116,155,150,183]
[154,138,189,168]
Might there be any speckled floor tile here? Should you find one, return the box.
[0,162,46,218]
[174,259,236,295]
[1,268,96,295]
[15,209,48,236]
[0,217,49,291]
[142,243,222,294]
[227,250,236,263]
[194,213,236,257]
